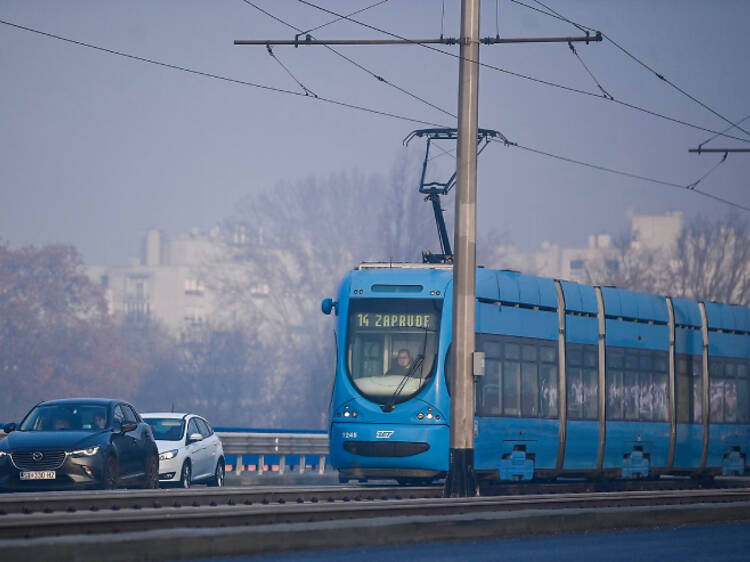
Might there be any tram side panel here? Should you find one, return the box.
[601,288,671,477]
[705,302,750,474]
[672,297,705,470]
[473,302,560,479]
[562,313,600,471]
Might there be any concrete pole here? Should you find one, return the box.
[445,0,480,498]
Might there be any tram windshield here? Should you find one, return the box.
[346,298,442,405]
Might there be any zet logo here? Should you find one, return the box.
[375,430,394,439]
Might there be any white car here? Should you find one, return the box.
[142,413,225,488]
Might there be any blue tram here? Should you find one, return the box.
[322,263,750,483]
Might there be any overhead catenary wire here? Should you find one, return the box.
[567,41,613,100]
[685,152,728,190]
[0,18,447,128]
[266,44,317,97]
[298,0,390,37]
[240,0,456,119]
[1,17,747,213]
[523,0,750,139]
[293,0,750,145]
[492,139,750,212]
[698,114,750,149]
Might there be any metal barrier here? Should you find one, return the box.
[216,431,330,476]
[0,429,331,476]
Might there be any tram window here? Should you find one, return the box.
[676,356,691,424]
[738,364,749,424]
[584,349,597,368]
[639,374,653,421]
[652,352,668,422]
[484,341,502,359]
[710,380,724,423]
[540,346,556,363]
[503,361,521,416]
[607,370,624,419]
[625,351,639,371]
[707,357,750,425]
[624,372,639,420]
[725,379,738,423]
[478,358,502,416]
[522,344,537,362]
[476,335,558,419]
[567,371,583,419]
[521,362,539,416]
[568,347,582,367]
[608,349,624,370]
[583,368,598,419]
[346,298,442,406]
[540,364,558,417]
[693,372,703,423]
[567,344,599,420]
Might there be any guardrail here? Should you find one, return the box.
[0,428,332,477]
[216,430,330,475]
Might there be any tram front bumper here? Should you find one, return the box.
[330,422,449,476]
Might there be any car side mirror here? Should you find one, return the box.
[187,432,203,444]
[3,423,16,434]
[120,422,138,433]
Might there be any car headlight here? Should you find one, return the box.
[69,446,100,457]
[159,449,179,461]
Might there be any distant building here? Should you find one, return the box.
[483,210,684,283]
[87,228,227,332]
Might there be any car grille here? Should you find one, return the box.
[11,451,67,470]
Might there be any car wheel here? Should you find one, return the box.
[209,461,225,487]
[102,455,119,490]
[142,454,159,489]
[179,461,191,488]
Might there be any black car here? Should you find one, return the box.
[0,398,159,491]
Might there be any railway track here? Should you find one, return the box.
[1,486,749,539]
[0,484,441,516]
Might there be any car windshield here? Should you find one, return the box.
[19,404,109,432]
[346,298,442,405]
[144,417,185,441]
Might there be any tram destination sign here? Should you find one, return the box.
[355,313,436,330]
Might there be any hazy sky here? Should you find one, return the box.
[1,1,749,265]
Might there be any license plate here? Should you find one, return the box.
[20,471,56,480]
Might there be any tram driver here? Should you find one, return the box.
[386,348,413,377]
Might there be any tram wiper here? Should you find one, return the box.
[381,354,424,413]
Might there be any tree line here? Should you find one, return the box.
[1,165,747,426]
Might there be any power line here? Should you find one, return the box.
[519,0,750,139]
[293,0,750,145]
[2,17,747,213]
[298,0,390,37]
[492,139,750,212]
[239,0,456,119]
[0,18,446,129]
[698,113,750,149]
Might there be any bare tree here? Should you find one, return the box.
[584,230,672,294]
[584,212,749,306]
[669,211,750,305]
[207,156,436,427]
[0,243,142,420]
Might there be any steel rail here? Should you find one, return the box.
[0,485,441,515]
[1,488,749,540]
